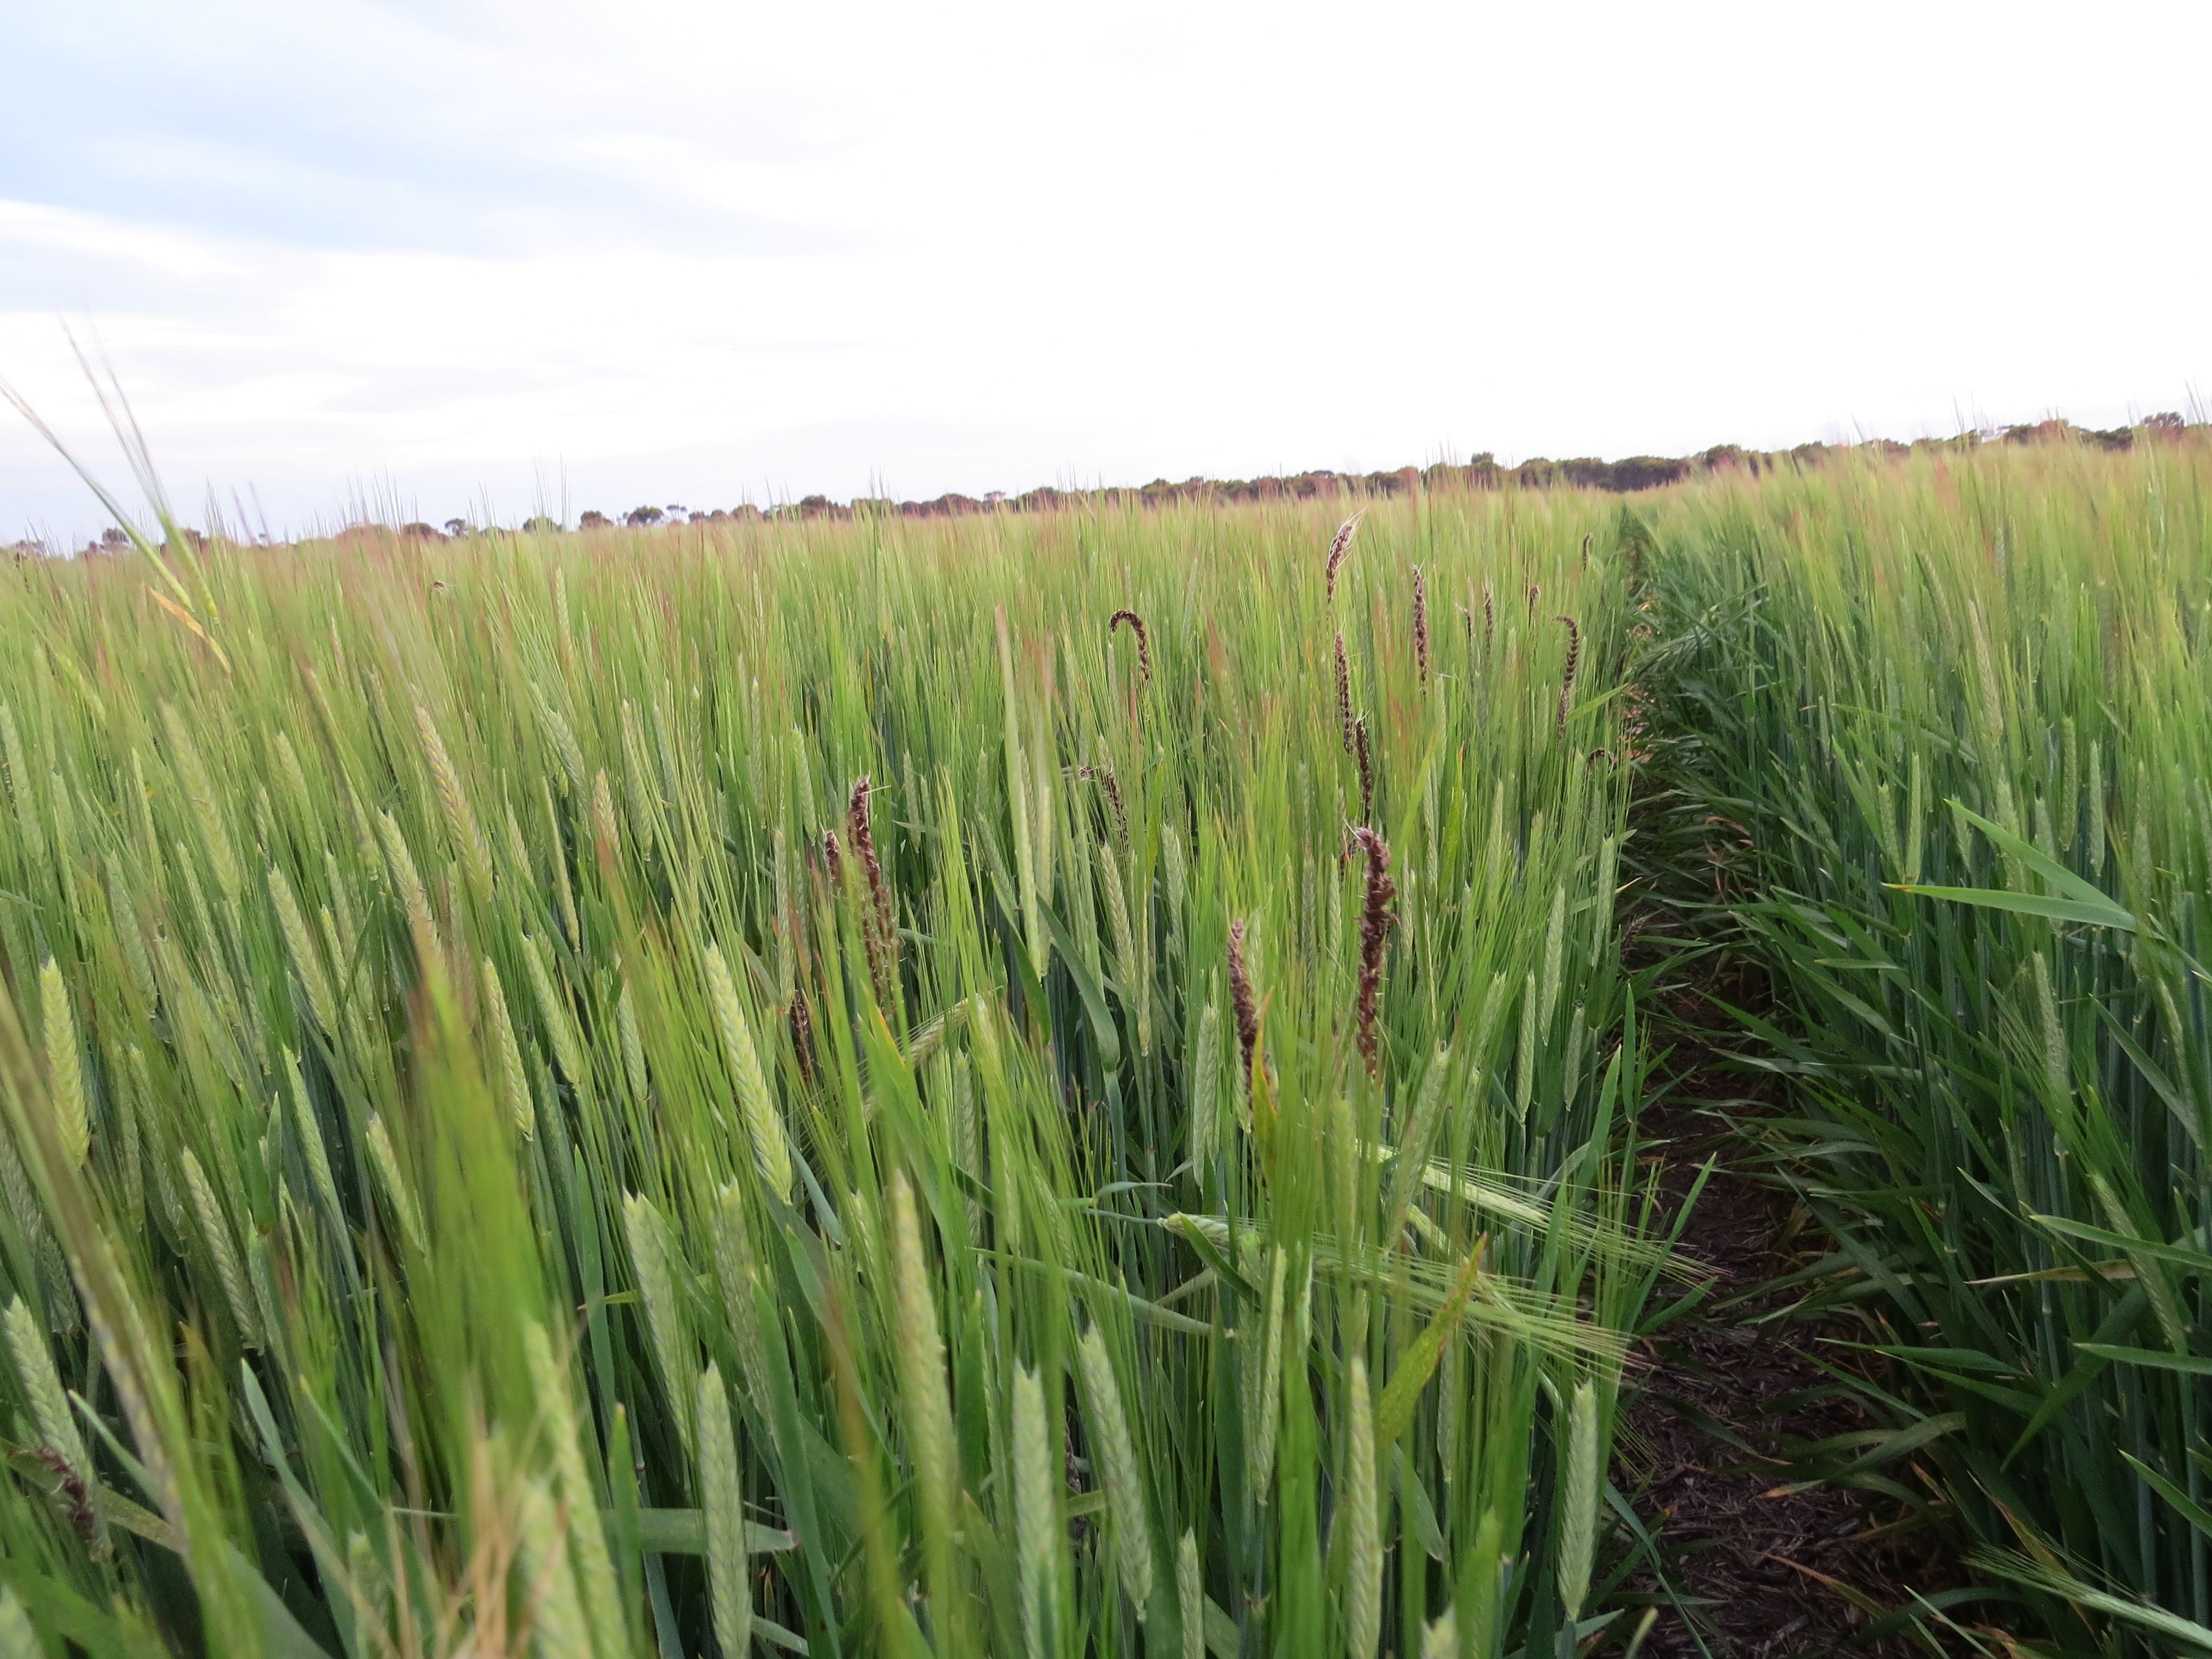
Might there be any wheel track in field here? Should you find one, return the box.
[1619,910,1958,1657]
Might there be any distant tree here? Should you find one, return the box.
[400,522,442,539]
[580,510,611,529]
[625,506,664,526]
[665,504,686,515]
[444,518,469,537]
[521,514,561,533]
[100,526,128,549]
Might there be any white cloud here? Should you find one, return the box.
[4,0,2209,545]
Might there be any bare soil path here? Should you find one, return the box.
[1619,932,1957,1656]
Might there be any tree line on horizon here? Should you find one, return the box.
[10,413,2193,556]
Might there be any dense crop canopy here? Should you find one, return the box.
[0,491,1648,1657]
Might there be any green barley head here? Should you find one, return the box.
[624,1193,697,1455]
[1177,1531,1203,1659]
[4,1295,90,1478]
[481,958,535,1138]
[704,941,794,1201]
[1076,1323,1153,1616]
[1556,1379,1599,1621]
[1343,1355,1380,1658]
[515,1474,593,1659]
[1013,1360,1059,1659]
[363,1115,427,1256]
[38,960,88,1168]
[180,1149,262,1349]
[695,1363,752,1658]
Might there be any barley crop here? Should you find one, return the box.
[1642,431,2212,1652]
[0,482,1641,1658]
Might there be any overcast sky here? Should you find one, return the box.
[3,1,2206,544]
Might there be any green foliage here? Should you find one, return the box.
[0,488,1646,1656]
[1642,437,2212,1653]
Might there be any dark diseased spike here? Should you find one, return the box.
[1324,513,1361,603]
[1227,920,1260,1092]
[1334,632,1354,754]
[1483,581,1495,649]
[1354,715,1374,825]
[1108,609,1151,683]
[1554,614,1580,734]
[1350,827,1396,1074]
[34,1448,99,1554]
[1081,761,1129,851]
[848,776,898,1001]
[789,993,817,1084]
[822,826,844,888]
[1411,565,1428,686]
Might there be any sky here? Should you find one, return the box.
[3,0,2208,546]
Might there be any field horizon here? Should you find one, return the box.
[11,406,2204,561]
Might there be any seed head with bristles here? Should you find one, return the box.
[268,865,336,1037]
[38,960,87,1168]
[1108,608,1151,683]
[1353,716,1374,825]
[1076,1323,1154,1616]
[414,705,492,898]
[889,1175,957,1507]
[696,1363,753,1657]
[1333,633,1354,754]
[1081,755,1129,851]
[589,768,620,856]
[284,1048,343,1229]
[1554,614,1581,734]
[704,941,795,1199]
[181,1148,262,1349]
[376,811,437,952]
[364,1114,426,1255]
[515,1475,593,1659]
[518,931,586,1092]
[1324,513,1363,603]
[788,993,817,1085]
[1410,565,1430,685]
[617,981,649,1104]
[163,703,240,904]
[708,1180,772,1415]
[481,958,534,1138]
[1351,828,1396,1074]
[623,1193,697,1454]
[1012,1361,1058,1653]
[1177,1531,1203,1659]
[522,1321,626,1658]
[1190,999,1221,1176]
[1558,1379,1600,1620]
[1343,1356,1381,1658]
[1227,922,1260,1093]
[6,1296,90,1480]
[848,775,898,1004]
